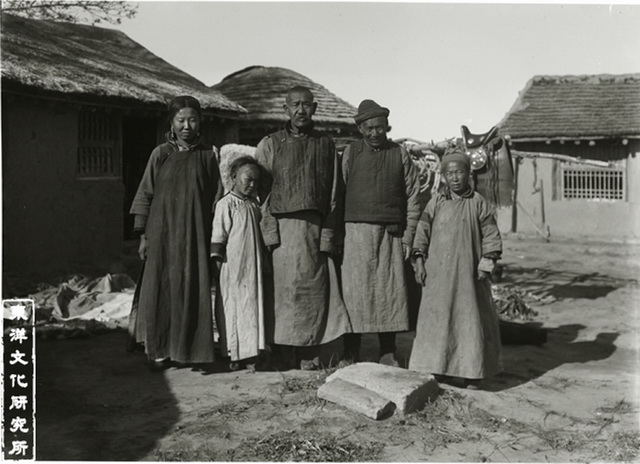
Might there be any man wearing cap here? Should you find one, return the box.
[255,85,351,370]
[408,145,502,389]
[340,99,422,366]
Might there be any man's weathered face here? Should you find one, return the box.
[358,116,388,148]
[284,90,317,130]
[443,160,470,194]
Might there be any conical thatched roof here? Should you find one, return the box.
[211,66,357,124]
[1,14,245,115]
[499,74,640,140]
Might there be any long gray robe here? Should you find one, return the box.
[255,129,351,346]
[409,190,503,379]
[211,192,266,361]
[340,144,422,333]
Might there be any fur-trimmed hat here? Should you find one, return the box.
[354,99,390,124]
[441,144,470,170]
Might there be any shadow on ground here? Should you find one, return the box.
[500,267,635,301]
[36,331,179,460]
[483,323,618,392]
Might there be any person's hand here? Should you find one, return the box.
[138,235,148,261]
[211,258,223,280]
[413,257,427,286]
[333,244,344,266]
[263,255,273,276]
[402,243,411,261]
[478,270,490,281]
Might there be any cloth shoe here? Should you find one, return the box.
[337,358,356,369]
[464,379,482,390]
[300,357,320,371]
[148,357,171,372]
[379,353,400,367]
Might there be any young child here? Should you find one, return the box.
[211,156,266,371]
[408,146,502,390]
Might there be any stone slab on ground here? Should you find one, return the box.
[317,378,395,420]
[326,362,439,415]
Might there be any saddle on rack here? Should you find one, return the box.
[461,125,499,149]
[459,125,514,209]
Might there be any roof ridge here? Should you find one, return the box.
[499,73,640,138]
[531,73,640,84]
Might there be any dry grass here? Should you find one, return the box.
[151,384,637,462]
[278,370,336,408]
[492,286,539,320]
[595,430,640,462]
[280,375,323,394]
[224,430,383,462]
[399,389,528,452]
[155,441,221,461]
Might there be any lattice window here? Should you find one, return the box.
[560,161,626,201]
[77,110,120,178]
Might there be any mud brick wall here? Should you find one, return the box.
[497,140,640,240]
[2,100,123,277]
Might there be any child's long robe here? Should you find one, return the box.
[409,190,503,379]
[212,192,266,361]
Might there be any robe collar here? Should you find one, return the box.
[362,138,393,152]
[229,190,257,202]
[165,131,205,151]
[445,186,475,200]
[284,120,315,137]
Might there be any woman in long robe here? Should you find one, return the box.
[409,150,502,388]
[128,96,222,369]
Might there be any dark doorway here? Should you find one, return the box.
[122,117,158,239]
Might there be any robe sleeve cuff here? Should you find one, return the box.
[210,243,226,259]
[133,214,148,231]
[320,228,335,253]
[260,214,280,248]
[482,251,501,260]
[402,232,414,249]
[478,257,496,273]
[411,249,427,261]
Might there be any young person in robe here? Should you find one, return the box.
[409,146,503,389]
[211,156,266,371]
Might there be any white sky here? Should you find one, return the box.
[114,1,640,142]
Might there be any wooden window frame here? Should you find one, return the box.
[556,160,626,202]
[77,109,121,179]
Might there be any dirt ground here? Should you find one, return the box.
[34,234,640,462]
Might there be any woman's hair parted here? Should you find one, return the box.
[167,95,202,122]
[229,156,261,180]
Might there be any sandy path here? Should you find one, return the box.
[35,236,639,461]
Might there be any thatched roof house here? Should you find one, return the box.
[495,74,640,240]
[500,74,640,142]
[211,65,359,145]
[1,14,245,116]
[1,14,245,276]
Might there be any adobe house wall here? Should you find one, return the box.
[497,144,639,240]
[2,100,123,277]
